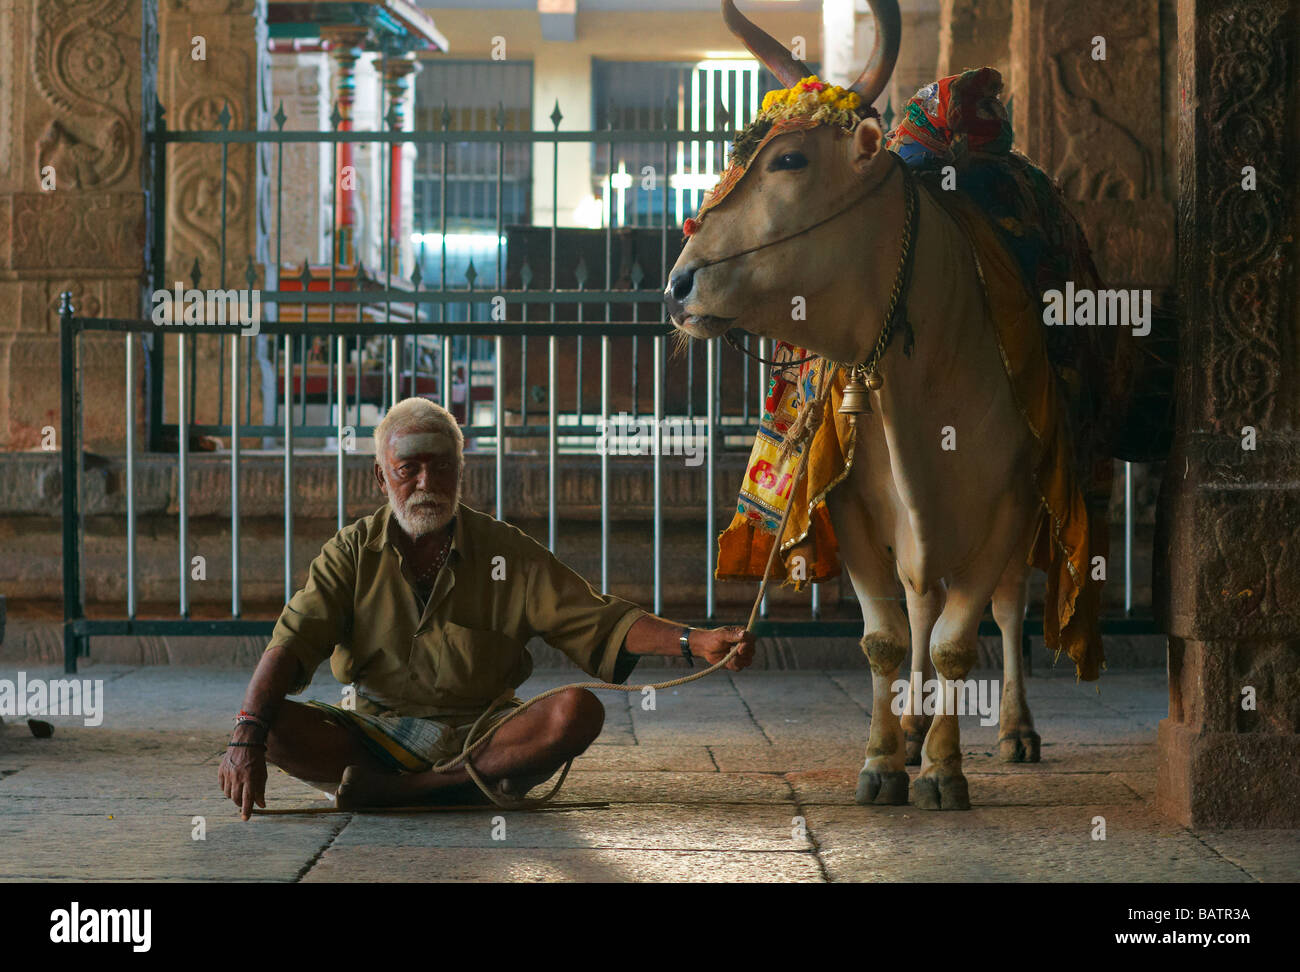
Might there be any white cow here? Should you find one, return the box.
[666,0,1121,809]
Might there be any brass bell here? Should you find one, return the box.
[837,370,872,422]
[864,370,884,391]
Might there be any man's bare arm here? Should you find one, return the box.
[218,646,306,820]
[237,645,304,728]
[623,615,755,672]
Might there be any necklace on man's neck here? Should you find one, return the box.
[412,529,453,588]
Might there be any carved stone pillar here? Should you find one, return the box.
[0,0,153,449]
[158,0,271,435]
[1009,0,1175,289]
[269,46,330,264]
[160,0,268,287]
[937,0,1011,80]
[1156,0,1300,828]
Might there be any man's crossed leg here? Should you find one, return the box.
[220,688,605,815]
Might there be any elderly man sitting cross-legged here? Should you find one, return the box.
[219,397,755,817]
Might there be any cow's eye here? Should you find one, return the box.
[769,152,808,171]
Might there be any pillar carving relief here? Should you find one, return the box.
[1156,0,1300,828]
[0,0,152,448]
[269,49,330,265]
[157,0,271,434]
[1010,0,1175,287]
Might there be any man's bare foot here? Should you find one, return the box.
[336,764,480,810]
[335,764,407,810]
[334,764,559,810]
[497,771,553,799]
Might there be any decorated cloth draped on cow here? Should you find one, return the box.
[711,68,1111,684]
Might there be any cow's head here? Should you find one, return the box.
[666,0,902,362]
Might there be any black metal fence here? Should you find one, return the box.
[56,82,1157,674]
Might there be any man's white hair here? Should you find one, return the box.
[374,397,464,473]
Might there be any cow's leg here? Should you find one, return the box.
[901,579,943,766]
[915,505,1035,811]
[854,574,912,806]
[827,490,910,806]
[993,553,1040,763]
[913,587,986,811]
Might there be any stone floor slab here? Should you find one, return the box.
[804,803,1253,882]
[302,846,824,882]
[568,744,716,773]
[708,743,865,773]
[329,803,812,852]
[1198,830,1300,882]
[557,770,792,805]
[786,768,1142,807]
[0,813,343,881]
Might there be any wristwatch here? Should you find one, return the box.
[679,627,694,668]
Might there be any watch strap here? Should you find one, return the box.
[679,628,694,668]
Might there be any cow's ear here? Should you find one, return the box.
[850,117,884,171]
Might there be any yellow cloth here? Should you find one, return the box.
[942,190,1107,680]
[716,358,853,588]
[716,191,1106,681]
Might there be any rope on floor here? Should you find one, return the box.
[435,365,833,810]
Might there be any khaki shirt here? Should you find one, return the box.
[269,502,646,718]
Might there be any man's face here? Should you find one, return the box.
[377,430,462,539]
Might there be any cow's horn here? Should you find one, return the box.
[721,0,810,89]
[849,0,901,108]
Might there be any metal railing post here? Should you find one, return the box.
[547,103,559,551]
[125,333,136,621]
[1125,460,1133,616]
[60,293,83,673]
[336,334,346,530]
[283,334,294,603]
[653,334,663,616]
[231,330,241,617]
[179,332,189,618]
[548,336,557,549]
[600,336,609,592]
[495,102,506,521]
[705,338,716,621]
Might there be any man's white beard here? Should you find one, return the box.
[390,485,460,539]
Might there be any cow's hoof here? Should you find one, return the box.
[855,767,909,806]
[904,732,925,766]
[998,729,1041,763]
[913,770,970,810]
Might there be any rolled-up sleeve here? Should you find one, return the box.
[267,535,356,693]
[525,550,646,683]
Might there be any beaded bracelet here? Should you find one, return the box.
[227,740,266,748]
[235,709,269,729]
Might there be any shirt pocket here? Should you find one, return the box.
[426,622,523,708]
